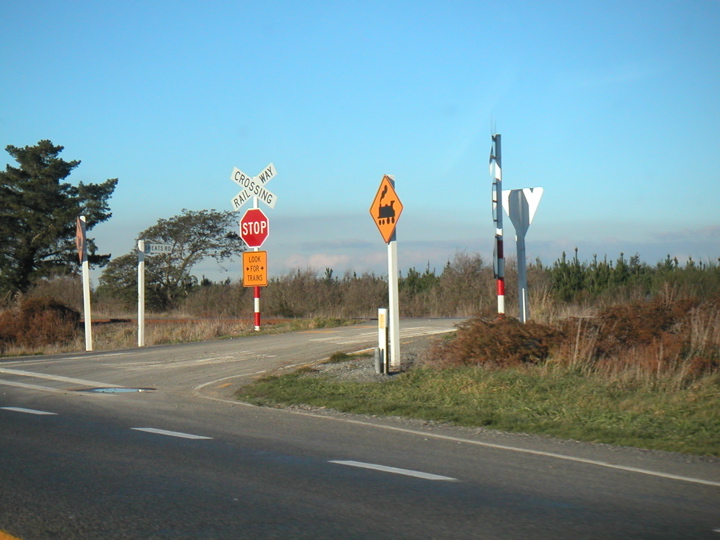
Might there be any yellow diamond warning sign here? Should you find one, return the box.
[243,250,268,287]
[369,175,403,243]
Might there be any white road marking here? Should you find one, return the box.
[0,351,132,365]
[196,390,720,488]
[1,406,57,415]
[0,379,69,394]
[131,427,213,440]
[310,326,455,345]
[0,368,121,389]
[121,353,260,371]
[320,415,720,488]
[330,460,457,481]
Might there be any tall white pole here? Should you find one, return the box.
[137,240,146,347]
[386,176,401,373]
[387,236,401,372]
[79,216,93,351]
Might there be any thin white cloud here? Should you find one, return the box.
[652,225,720,242]
[281,253,351,272]
[555,61,664,91]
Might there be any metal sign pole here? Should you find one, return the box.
[515,233,529,323]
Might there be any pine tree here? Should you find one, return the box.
[0,140,117,295]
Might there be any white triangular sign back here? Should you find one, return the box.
[502,187,543,237]
[523,187,543,225]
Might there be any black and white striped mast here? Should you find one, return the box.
[490,133,505,315]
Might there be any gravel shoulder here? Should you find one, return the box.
[310,333,442,382]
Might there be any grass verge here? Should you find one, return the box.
[236,362,720,457]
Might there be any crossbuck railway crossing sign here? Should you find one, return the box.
[230,163,278,210]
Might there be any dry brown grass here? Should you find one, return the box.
[0,297,80,353]
[431,313,561,368]
[559,297,720,384]
[0,316,256,356]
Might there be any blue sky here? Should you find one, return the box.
[2,0,719,282]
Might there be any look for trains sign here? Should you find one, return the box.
[242,250,268,287]
[369,175,403,243]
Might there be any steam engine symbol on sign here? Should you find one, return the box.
[376,184,396,225]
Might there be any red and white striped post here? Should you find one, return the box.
[490,134,505,315]
[253,196,262,332]
[253,284,261,331]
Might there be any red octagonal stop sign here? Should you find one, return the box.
[240,208,269,248]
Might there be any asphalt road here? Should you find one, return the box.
[1,319,719,539]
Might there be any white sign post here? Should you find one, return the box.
[388,232,401,372]
[137,241,172,346]
[377,308,388,373]
[137,240,146,347]
[502,187,543,323]
[76,216,93,351]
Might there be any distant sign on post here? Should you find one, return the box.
[75,217,86,264]
[502,187,543,324]
[369,175,403,243]
[144,243,172,255]
[230,163,278,210]
[243,251,268,287]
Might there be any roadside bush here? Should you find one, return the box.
[432,252,493,317]
[0,296,80,350]
[560,296,720,379]
[430,314,561,368]
[180,281,251,318]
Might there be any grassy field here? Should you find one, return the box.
[236,355,720,457]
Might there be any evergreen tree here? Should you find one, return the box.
[0,140,117,295]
